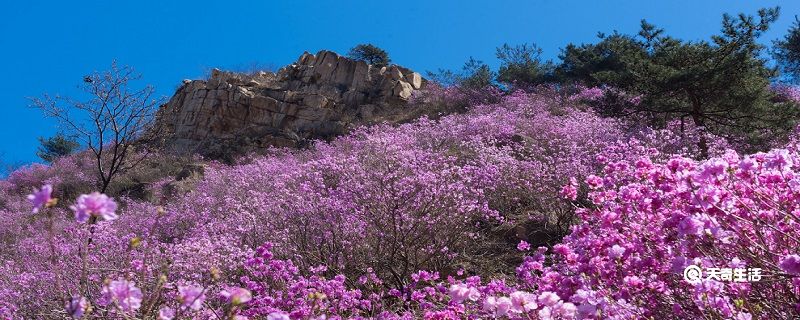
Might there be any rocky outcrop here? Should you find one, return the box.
[153,50,426,159]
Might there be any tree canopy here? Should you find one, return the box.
[37,133,80,163]
[774,15,800,83]
[347,44,392,67]
[496,43,554,87]
[554,7,795,155]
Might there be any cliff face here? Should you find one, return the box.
[154,50,425,159]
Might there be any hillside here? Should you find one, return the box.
[4,73,800,318]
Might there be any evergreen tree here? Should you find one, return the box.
[37,133,80,163]
[460,57,495,89]
[774,16,800,82]
[556,7,796,155]
[347,44,392,67]
[496,43,554,87]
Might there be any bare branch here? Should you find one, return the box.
[29,62,165,192]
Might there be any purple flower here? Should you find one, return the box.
[494,297,512,317]
[553,302,578,319]
[560,178,578,201]
[65,295,88,318]
[100,279,142,313]
[517,240,531,252]
[158,307,175,320]
[483,296,513,317]
[449,283,480,303]
[697,159,728,181]
[735,312,753,320]
[70,192,118,223]
[27,184,54,213]
[585,175,603,189]
[779,254,800,275]
[677,216,704,236]
[538,291,561,307]
[178,284,205,310]
[220,287,251,305]
[267,312,290,320]
[509,291,537,313]
[607,244,626,259]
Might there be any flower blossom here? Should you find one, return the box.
[28,184,55,213]
[607,244,626,259]
[100,279,142,313]
[449,283,480,303]
[158,307,175,320]
[677,216,704,236]
[560,177,578,201]
[779,254,800,275]
[537,291,561,307]
[178,284,205,310]
[71,192,118,223]
[220,287,252,305]
[65,296,88,318]
[483,296,512,317]
[267,312,291,320]
[509,291,537,313]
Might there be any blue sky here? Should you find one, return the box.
[1,0,799,167]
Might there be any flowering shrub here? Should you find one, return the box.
[519,147,800,318]
[2,85,799,319]
[156,89,626,287]
[409,82,504,115]
[0,88,628,318]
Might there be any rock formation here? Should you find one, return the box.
[153,50,426,159]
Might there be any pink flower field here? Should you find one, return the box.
[1,86,799,319]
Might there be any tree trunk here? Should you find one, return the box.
[690,100,709,159]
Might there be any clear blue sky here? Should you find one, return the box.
[1,0,798,167]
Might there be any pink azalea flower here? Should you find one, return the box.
[553,301,577,319]
[448,283,480,303]
[483,296,512,317]
[65,295,88,319]
[779,254,800,275]
[538,291,561,307]
[178,284,205,310]
[494,297,512,317]
[607,244,626,259]
[100,279,142,313]
[482,296,498,312]
[70,192,118,223]
[267,312,290,320]
[560,177,578,200]
[220,287,251,305]
[517,240,531,251]
[677,216,704,236]
[585,175,603,189]
[27,184,53,213]
[158,307,175,320]
[509,291,537,313]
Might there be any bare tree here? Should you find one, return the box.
[30,61,162,193]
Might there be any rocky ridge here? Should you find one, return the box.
[154,50,426,159]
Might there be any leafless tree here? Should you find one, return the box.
[30,61,163,193]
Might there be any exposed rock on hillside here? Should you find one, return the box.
[153,50,426,159]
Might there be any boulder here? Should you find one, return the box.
[405,72,422,89]
[153,50,426,159]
